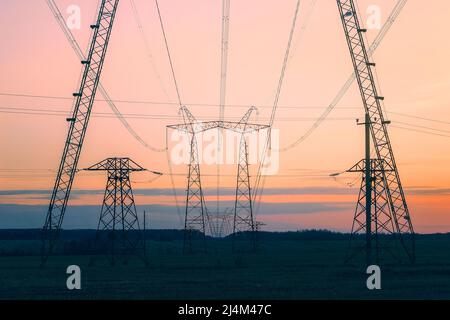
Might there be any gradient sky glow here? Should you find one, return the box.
[0,0,449,233]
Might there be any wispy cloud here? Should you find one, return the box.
[0,198,352,229]
[0,186,356,197]
[406,187,450,196]
[3,185,449,198]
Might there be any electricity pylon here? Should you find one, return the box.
[208,209,233,238]
[41,0,120,264]
[345,114,399,265]
[85,158,160,266]
[183,107,208,254]
[167,106,268,253]
[337,0,415,263]
[233,111,257,252]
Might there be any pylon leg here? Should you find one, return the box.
[346,159,400,264]
[183,134,207,254]
[233,135,256,252]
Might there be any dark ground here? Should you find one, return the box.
[0,231,450,299]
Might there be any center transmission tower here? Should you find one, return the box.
[84,158,158,266]
[167,106,268,253]
[337,0,414,263]
[232,121,256,252]
[208,209,233,238]
[41,0,120,264]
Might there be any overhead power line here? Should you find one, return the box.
[391,125,450,138]
[387,111,450,126]
[2,106,448,137]
[0,106,358,121]
[5,92,448,123]
[129,0,171,100]
[154,0,182,106]
[46,0,167,152]
[268,0,300,127]
[253,0,301,213]
[394,121,450,134]
[278,0,409,152]
[289,0,318,59]
[219,0,231,122]
[2,103,449,133]
[0,91,364,109]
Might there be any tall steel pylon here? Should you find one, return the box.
[84,158,150,266]
[167,106,268,253]
[344,113,399,264]
[233,109,257,252]
[346,158,398,265]
[183,107,208,254]
[41,0,120,264]
[337,0,415,263]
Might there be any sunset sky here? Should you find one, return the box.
[0,0,449,233]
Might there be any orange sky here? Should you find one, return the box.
[0,0,449,232]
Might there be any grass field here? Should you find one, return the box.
[1,238,450,299]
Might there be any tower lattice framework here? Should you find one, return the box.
[41,0,120,264]
[180,107,208,254]
[85,158,147,265]
[337,0,415,262]
[168,106,268,253]
[346,159,399,264]
[232,125,256,251]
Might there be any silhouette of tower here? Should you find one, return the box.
[344,114,401,265]
[180,107,208,254]
[85,158,149,266]
[232,127,256,252]
[41,0,120,264]
[167,106,268,253]
[346,158,399,264]
[337,0,414,263]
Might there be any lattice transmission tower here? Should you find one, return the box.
[41,0,120,264]
[346,158,399,264]
[232,127,256,252]
[337,0,415,263]
[83,158,157,266]
[208,209,233,238]
[343,114,399,265]
[168,106,268,253]
[185,111,207,254]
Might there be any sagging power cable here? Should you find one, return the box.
[130,0,171,101]
[46,0,166,152]
[277,0,409,152]
[252,0,301,212]
[154,0,183,106]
